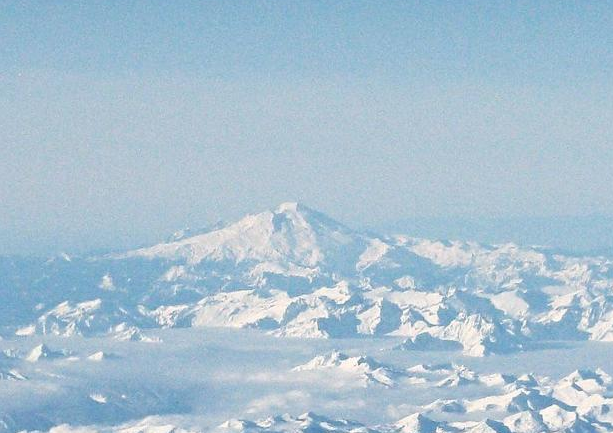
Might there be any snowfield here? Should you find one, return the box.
[2,203,613,432]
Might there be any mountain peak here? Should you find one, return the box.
[275,201,301,213]
[119,202,364,268]
[270,202,351,234]
[272,202,322,221]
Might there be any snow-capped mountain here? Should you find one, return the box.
[3,202,613,357]
[292,351,406,387]
[120,202,365,272]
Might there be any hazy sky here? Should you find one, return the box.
[2,1,613,254]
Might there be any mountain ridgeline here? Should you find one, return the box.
[3,202,613,356]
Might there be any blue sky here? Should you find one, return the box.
[1,1,613,254]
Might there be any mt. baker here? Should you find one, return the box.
[3,202,613,356]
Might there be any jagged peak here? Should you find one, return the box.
[395,412,439,433]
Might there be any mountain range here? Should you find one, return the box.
[3,202,613,357]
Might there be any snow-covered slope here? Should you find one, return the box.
[119,202,365,272]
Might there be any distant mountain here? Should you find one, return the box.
[377,214,613,255]
[117,202,366,271]
[3,202,613,356]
